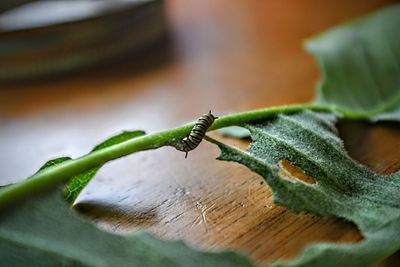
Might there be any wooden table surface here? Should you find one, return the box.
[0,1,399,266]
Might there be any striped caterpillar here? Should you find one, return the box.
[182,111,217,158]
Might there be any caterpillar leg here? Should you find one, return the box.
[185,151,188,158]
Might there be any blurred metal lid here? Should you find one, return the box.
[0,0,167,81]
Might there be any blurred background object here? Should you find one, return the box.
[0,0,33,13]
[0,0,167,81]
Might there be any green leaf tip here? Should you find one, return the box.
[24,131,146,205]
[305,4,400,121]
[36,157,72,173]
[65,130,146,204]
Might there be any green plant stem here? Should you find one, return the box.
[0,104,334,209]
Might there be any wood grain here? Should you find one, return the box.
[0,0,398,265]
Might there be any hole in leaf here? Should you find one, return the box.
[278,159,316,184]
[337,120,400,175]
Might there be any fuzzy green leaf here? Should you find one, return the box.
[0,186,257,267]
[209,110,400,267]
[305,4,400,121]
